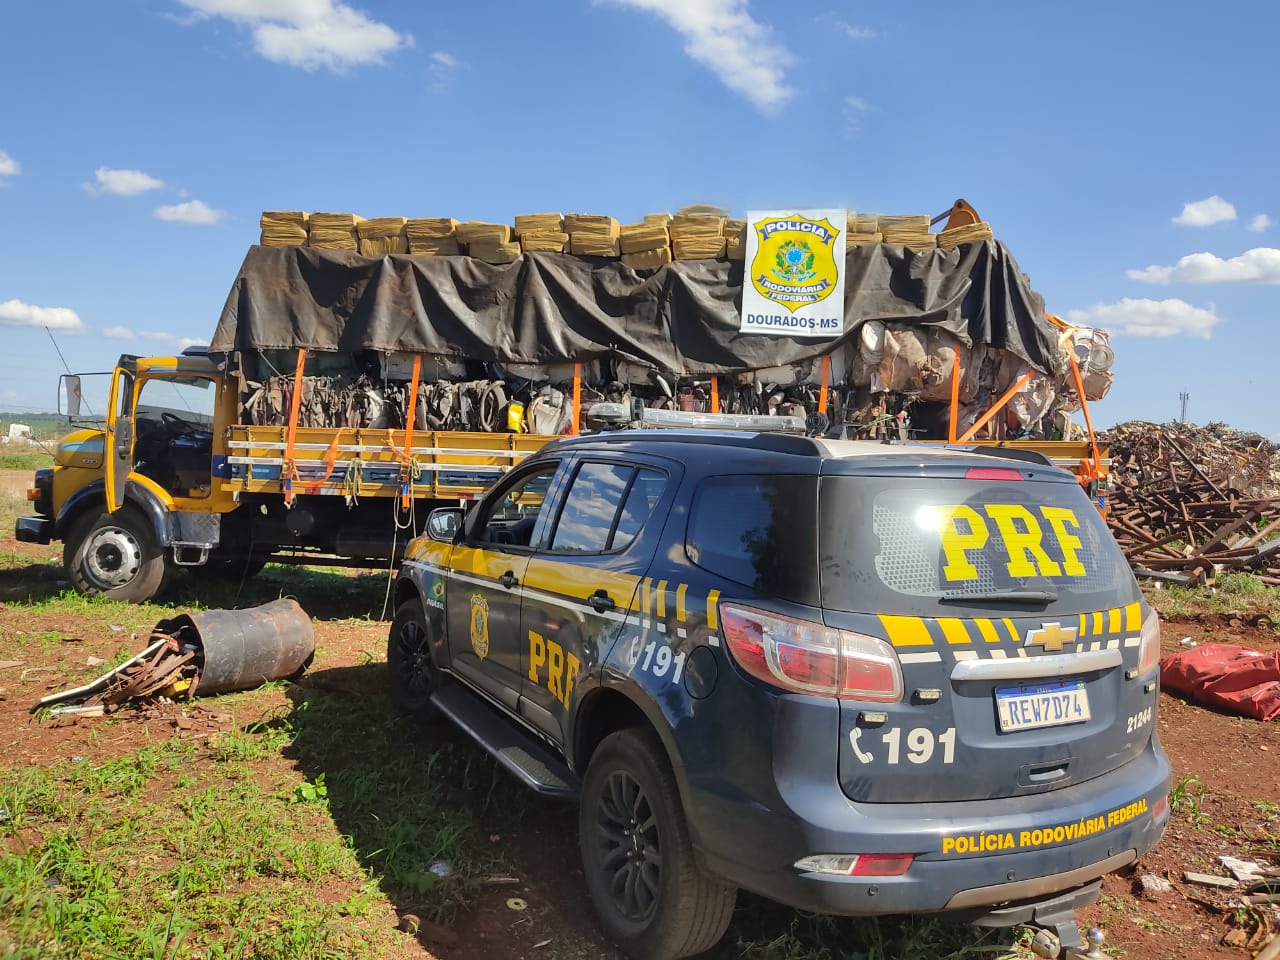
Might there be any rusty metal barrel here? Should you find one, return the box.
[153,598,314,695]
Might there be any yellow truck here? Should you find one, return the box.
[15,204,1111,603]
[16,350,552,601]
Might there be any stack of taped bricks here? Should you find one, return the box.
[259,208,994,266]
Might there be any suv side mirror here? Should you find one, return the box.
[426,507,464,543]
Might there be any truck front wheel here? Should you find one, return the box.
[64,506,168,603]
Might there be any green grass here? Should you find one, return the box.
[0,450,54,471]
[1147,571,1280,623]
[0,673,514,959]
[1169,774,1209,827]
[726,911,1025,960]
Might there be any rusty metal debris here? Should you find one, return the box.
[33,599,314,715]
[1100,421,1280,587]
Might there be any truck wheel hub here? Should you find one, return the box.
[84,527,143,589]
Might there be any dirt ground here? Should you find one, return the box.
[2,468,1278,960]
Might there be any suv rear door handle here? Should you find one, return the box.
[588,591,615,612]
[498,571,519,589]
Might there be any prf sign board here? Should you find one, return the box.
[741,209,846,338]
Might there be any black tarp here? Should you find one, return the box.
[210,240,1055,375]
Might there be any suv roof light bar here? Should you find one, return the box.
[587,401,807,434]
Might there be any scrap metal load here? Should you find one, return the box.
[211,202,1114,441]
[1102,421,1280,586]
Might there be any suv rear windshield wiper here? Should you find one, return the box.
[938,590,1059,605]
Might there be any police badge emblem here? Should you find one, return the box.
[469,593,490,659]
[749,214,841,313]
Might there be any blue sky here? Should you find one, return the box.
[1,0,1276,437]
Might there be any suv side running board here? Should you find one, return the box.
[432,683,579,799]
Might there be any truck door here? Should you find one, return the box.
[104,366,135,512]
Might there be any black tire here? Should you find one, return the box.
[386,599,437,716]
[64,506,168,604]
[579,728,736,959]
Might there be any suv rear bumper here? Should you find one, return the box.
[685,702,1172,917]
[15,516,53,545]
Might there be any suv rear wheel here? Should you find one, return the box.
[580,728,736,959]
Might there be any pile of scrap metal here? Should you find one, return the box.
[1101,421,1280,586]
[33,599,314,716]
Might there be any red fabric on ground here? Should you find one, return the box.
[1160,643,1280,721]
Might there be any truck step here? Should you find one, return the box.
[432,682,579,799]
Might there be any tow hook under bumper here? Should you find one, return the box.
[969,881,1109,958]
[1027,918,1107,959]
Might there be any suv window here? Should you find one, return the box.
[611,468,666,551]
[474,464,559,548]
[818,475,1137,615]
[550,463,667,554]
[685,475,819,605]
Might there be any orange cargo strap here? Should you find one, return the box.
[948,352,961,444]
[571,362,582,435]
[709,376,719,414]
[1066,347,1104,486]
[304,429,345,495]
[818,355,831,420]
[399,355,423,508]
[282,348,307,506]
[956,370,1033,444]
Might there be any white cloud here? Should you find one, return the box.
[1248,213,1273,233]
[836,21,876,39]
[1127,247,1280,284]
[1172,195,1236,227]
[153,199,227,224]
[102,325,137,340]
[603,0,794,114]
[0,299,85,332]
[842,96,870,136]
[0,148,19,184]
[428,49,460,93]
[1066,298,1221,340]
[83,167,166,196]
[176,0,412,72]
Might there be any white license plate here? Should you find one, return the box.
[995,679,1090,732]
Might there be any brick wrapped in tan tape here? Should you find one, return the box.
[514,213,563,236]
[937,221,994,249]
[260,211,308,246]
[520,231,569,253]
[469,239,522,264]
[357,217,408,255]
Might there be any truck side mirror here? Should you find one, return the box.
[426,507,464,543]
[61,375,82,418]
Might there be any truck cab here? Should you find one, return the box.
[17,352,237,602]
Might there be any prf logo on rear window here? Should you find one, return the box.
[930,504,1087,581]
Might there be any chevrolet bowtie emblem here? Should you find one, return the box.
[1025,622,1078,652]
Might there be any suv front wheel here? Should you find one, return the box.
[387,600,438,716]
[580,728,736,959]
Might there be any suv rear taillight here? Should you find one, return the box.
[1137,606,1161,676]
[720,603,903,702]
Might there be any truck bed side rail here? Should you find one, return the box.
[222,425,550,499]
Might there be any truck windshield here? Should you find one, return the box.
[818,475,1138,616]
